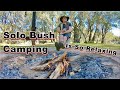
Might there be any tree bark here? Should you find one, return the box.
[73,21,80,43]
[31,11,36,45]
[92,24,98,42]
[101,25,108,44]
[101,34,105,43]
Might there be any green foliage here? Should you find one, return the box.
[0,11,120,45]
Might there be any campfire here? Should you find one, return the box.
[30,51,81,79]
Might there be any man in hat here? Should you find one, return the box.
[55,16,73,50]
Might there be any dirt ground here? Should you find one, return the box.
[0,48,120,79]
[61,48,120,79]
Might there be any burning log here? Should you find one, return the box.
[49,62,63,79]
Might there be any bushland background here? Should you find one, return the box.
[0,11,120,50]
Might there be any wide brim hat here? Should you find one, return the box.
[60,16,69,22]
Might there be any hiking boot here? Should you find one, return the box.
[59,42,65,49]
[55,42,65,51]
[55,42,60,51]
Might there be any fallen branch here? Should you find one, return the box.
[49,59,69,79]
[49,62,63,79]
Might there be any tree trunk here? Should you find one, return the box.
[92,24,98,42]
[101,34,105,43]
[101,30,107,44]
[31,11,36,45]
[101,24,109,44]
[74,29,81,43]
[87,17,94,43]
[73,21,80,43]
[88,29,92,42]
[88,19,92,42]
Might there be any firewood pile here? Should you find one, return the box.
[30,51,81,79]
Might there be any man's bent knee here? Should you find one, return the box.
[64,36,67,41]
[59,35,64,42]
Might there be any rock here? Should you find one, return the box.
[78,68,81,72]
[70,72,75,76]
[71,61,81,72]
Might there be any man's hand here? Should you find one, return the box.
[62,28,66,32]
[60,29,66,34]
[63,26,73,34]
[62,30,67,34]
